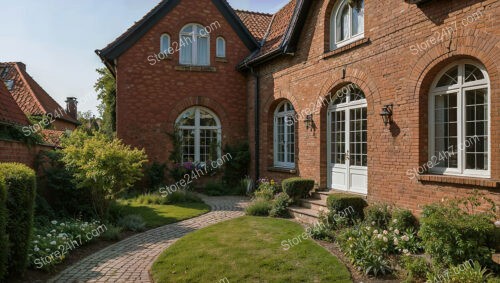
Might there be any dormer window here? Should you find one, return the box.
[330,0,364,50]
[180,24,210,66]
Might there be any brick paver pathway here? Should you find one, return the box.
[48,195,249,283]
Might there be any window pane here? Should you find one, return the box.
[332,111,346,164]
[197,36,209,66]
[287,120,295,163]
[351,1,364,35]
[434,93,458,168]
[161,34,170,54]
[465,88,488,170]
[200,129,218,163]
[337,5,349,42]
[349,86,366,101]
[181,129,195,163]
[199,109,217,126]
[277,117,285,162]
[436,66,458,87]
[180,35,193,64]
[216,38,225,57]
[178,109,195,126]
[464,64,484,83]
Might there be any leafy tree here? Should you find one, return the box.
[94,67,116,138]
[61,130,148,219]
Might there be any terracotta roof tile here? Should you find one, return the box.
[41,129,65,147]
[0,78,29,125]
[235,10,273,42]
[0,62,79,125]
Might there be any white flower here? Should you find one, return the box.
[47,233,52,237]
[383,230,388,235]
[394,238,399,245]
[373,230,378,234]
[371,221,376,226]
[348,237,353,241]
[60,223,65,226]
[50,241,57,245]
[383,237,388,242]
[51,230,56,233]
[402,235,410,242]
[495,220,500,228]
[377,234,383,239]
[366,226,371,231]
[403,249,409,254]
[394,229,400,235]
[33,240,39,244]
[34,246,40,252]
[393,219,398,223]
[51,220,58,225]
[45,248,50,252]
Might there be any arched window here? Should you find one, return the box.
[274,101,296,168]
[216,37,226,58]
[176,107,221,163]
[330,0,364,50]
[160,34,171,54]
[180,24,210,66]
[428,60,490,177]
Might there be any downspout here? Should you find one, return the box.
[251,67,260,182]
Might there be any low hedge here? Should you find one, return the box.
[0,176,7,280]
[281,178,314,201]
[326,193,367,221]
[0,163,37,276]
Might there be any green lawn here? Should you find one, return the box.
[116,200,210,228]
[151,216,352,283]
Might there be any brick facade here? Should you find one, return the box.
[248,0,500,212]
[105,0,500,213]
[0,140,54,169]
[114,0,249,164]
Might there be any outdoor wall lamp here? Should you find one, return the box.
[304,114,314,130]
[380,104,394,126]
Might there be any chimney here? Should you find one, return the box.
[65,97,78,120]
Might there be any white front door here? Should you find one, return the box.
[327,87,368,194]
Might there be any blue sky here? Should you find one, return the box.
[0,0,288,115]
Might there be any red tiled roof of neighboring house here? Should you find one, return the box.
[257,0,297,55]
[41,129,65,147]
[0,77,30,125]
[234,10,273,43]
[0,62,79,125]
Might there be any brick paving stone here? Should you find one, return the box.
[48,195,248,283]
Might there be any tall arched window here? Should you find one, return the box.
[428,60,490,177]
[274,101,296,168]
[330,0,364,50]
[160,34,171,54]
[180,24,210,66]
[216,37,226,58]
[176,107,221,163]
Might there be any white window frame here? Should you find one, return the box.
[274,101,296,169]
[176,107,221,164]
[330,0,365,50]
[216,37,226,58]
[179,24,210,66]
[428,60,491,178]
[160,33,171,54]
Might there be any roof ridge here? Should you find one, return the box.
[234,9,273,17]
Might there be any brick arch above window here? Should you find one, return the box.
[168,96,228,129]
[263,91,300,117]
[318,67,380,113]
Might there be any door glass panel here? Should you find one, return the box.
[277,117,285,162]
[349,107,367,167]
[332,111,346,164]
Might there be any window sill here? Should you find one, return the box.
[416,174,500,188]
[175,65,217,72]
[268,167,297,174]
[215,57,227,63]
[323,38,370,59]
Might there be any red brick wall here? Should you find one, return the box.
[0,140,55,169]
[248,0,500,213]
[115,0,249,164]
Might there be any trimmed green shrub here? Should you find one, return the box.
[281,178,314,201]
[146,162,167,191]
[0,176,7,280]
[364,203,392,229]
[118,215,146,232]
[326,193,367,221]
[419,194,496,268]
[245,199,272,216]
[101,224,122,241]
[0,163,37,276]
[391,208,419,232]
[270,193,291,218]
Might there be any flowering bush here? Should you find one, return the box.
[257,178,280,194]
[337,221,422,276]
[28,219,104,271]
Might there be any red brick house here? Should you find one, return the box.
[0,62,79,132]
[98,0,500,212]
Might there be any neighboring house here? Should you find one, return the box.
[98,0,500,212]
[0,62,79,132]
[0,77,29,126]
